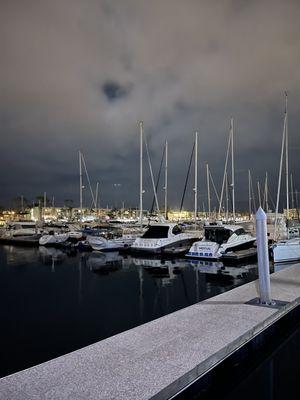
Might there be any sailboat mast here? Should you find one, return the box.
[231,118,235,221]
[218,127,231,219]
[248,170,251,219]
[274,95,287,240]
[285,92,289,221]
[194,131,198,225]
[164,140,168,220]
[291,173,294,210]
[225,171,229,221]
[139,121,143,228]
[264,172,269,212]
[79,151,83,223]
[206,163,211,219]
[257,181,261,208]
[95,182,99,212]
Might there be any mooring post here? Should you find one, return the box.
[256,207,272,304]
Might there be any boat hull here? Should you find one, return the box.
[272,239,300,263]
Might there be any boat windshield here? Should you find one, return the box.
[204,228,231,245]
[142,226,169,239]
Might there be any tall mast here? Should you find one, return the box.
[291,173,294,210]
[79,151,83,224]
[218,126,231,219]
[194,131,198,225]
[225,172,229,221]
[139,121,143,228]
[285,92,289,222]
[274,94,287,240]
[257,181,261,208]
[95,182,99,212]
[248,170,251,219]
[164,140,168,220]
[230,118,235,221]
[264,172,269,212]
[206,163,211,219]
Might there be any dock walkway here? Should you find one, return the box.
[1,264,300,400]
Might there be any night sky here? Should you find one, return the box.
[1,0,300,211]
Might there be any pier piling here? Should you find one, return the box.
[256,207,272,304]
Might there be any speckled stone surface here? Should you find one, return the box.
[1,263,299,400]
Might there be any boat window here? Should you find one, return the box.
[204,228,231,245]
[172,225,182,235]
[234,228,246,236]
[142,226,169,239]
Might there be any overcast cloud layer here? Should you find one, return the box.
[1,0,300,211]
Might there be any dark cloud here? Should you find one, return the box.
[102,81,131,102]
[0,0,300,211]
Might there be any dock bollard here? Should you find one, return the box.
[256,207,272,304]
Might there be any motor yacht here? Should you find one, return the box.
[186,223,256,260]
[130,223,201,255]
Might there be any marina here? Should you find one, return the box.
[0,244,299,399]
[1,1,300,398]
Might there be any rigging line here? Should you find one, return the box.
[250,174,257,212]
[81,153,96,208]
[144,135,160,213]
[150,145,166,214]
[209,169,221,204]
[179,142,195,214]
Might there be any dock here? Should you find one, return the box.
[0,263,299,399]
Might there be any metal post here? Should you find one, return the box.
[256,207,272,304]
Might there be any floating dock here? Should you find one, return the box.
[0,263,299,399]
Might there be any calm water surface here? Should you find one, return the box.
[0,244,261,378]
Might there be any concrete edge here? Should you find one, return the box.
[150,296,300,400]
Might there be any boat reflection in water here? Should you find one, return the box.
[38,247,66,272]
[86,251,124,275]
[187,258,258,285]
[132,256,187,286]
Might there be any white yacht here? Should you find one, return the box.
[186,223,256,260]
[3,221,41,237]
[39,232,69,246]
[130,223,201,255]
[87,227,141,251]
[88,233,138,251]
[272,238,300,263]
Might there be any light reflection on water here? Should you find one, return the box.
[0,244,262,378]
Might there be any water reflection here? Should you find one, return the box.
[86,251,123,274]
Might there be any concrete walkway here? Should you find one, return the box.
[1,263,300,400]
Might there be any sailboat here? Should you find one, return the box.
[272,93,300,263]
